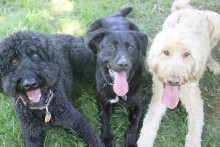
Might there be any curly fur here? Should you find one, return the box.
[138,0,220,147]
[0,30,103,147]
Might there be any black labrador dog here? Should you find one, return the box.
[0,31,103,147]
[87,7,148,147]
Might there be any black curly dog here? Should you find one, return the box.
[87,7,148,147]
[0,31,103,147]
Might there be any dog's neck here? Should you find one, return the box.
[14,90,54,123]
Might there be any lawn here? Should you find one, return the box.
[0,0,219,146]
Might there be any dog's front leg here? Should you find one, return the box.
[54,102,103,147]
[137,97,166,147]
[23,132,44,147]
[99,101,114,147]
[19,121,44,147]
[181,84,204,147]
[126,103,142,147]
[15,106,45,147]
[137,78,167,147]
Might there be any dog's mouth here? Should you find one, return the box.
[26,88,41,103]
[17,87,49,109]
[15,87,54,122]
[162,84,180,109]
[109,69,129,96]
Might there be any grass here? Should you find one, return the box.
[0,0,220,146]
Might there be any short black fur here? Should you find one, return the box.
[87,7,148,147]
[0,31,103,147]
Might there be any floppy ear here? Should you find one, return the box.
[132,31,148,56]
[87,28,108,54]
[87,19,107,54]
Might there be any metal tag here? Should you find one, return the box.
[120,95,127,101]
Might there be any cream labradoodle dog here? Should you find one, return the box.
[137,0,220,146]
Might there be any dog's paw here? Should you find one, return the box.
[126,133,137,147]
[185,134,201,147]
[185,141,201,147]
[210,62,220,75]
[126,143,137,147]
[137,138,153,147]
[102,137,115,147]
[207,58,220,75]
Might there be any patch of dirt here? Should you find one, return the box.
[214,101,220,114]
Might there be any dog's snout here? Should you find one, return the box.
[23,78,38,90]
[117,57,129,68]
[167,76,180,86]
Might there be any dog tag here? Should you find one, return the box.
[45,104,52,123]
[120,95,127,101]
[45,111,51,123]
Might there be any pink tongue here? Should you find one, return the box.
[162,85,179,109]
[112,71,129,96]
[26,88,41,101]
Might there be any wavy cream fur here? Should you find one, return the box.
[138,0,220,147]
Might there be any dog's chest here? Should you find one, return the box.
[98,81,129,103]
[109,95,128,104]
[109,96,119,103]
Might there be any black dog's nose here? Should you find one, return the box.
[117,57,129,68]
[23,78,38,90]
[167,76,180,86]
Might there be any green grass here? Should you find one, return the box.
[0,0,220,146]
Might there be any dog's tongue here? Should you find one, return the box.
[162,85,179,109]
[26,88,41,102]
[112,71,128,96]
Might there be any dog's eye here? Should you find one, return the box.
[11,59,18,65]
[32,53,40,61]
[163,50,170,56]
[107,45,115,50]
[127,46,134,51]
[183,52,190,58]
